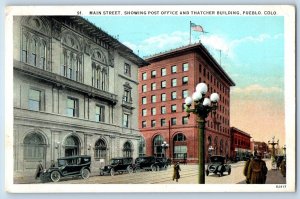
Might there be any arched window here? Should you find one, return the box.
[153,135,163,157]
[123,141,132,157]
[22,33,29,63]
[138,137,146,157]
[30,38,38,66]
[94,139,107,159]
[23,132,46,160]
[64,136,80,157]
[173,133,187,160]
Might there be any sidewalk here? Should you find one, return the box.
[238,168,286,184]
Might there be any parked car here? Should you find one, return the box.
[100,157,134,176]
[206,155,231,177]
[39,155,91,182]
[135,156,168,172]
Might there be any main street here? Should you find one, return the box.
[48,159,285,184]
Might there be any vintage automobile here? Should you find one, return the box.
[39,155,91,182]
[206,155,231,177]
[99,157,134,176]
[134,156,168,172]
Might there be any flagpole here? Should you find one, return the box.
[189,21,191,44]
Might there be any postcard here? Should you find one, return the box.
[4,5,295,192]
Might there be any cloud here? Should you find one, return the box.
[231,84,283,94]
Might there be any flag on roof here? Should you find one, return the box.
[191,22,204,32]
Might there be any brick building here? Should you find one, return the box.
[230,127,252,160]
[138,43,235,163]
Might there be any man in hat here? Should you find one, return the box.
[172,162,181,182]
[247,153,268,184]
[243,154,254,184]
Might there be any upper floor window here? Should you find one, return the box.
[142,85,147,92]
[123,83,132,103]
[161,68,167,76]
[142,97,147,104]
[161,106,166,114]
[182,76,188,85]
[171,104,177,113]
[151,95,157,103]
[182,116,188,125]
[171,118,177,125]
[161,119,166,127]
[151,83,156,91]
[67,97,78,117]
[95,105,105,122]
[151,70,156,78]
[151,107,156,115]
[161,80,166,88]
[182,90,189,98]
[151,120,156,128]
[183,63,189,72]
[171,79,177,87]
[142,109,147,116]
[91,62,108,91]
[29,89,42,111]
[171,65,177,73]
[142,72,147,80]
[171,91,177,100]
[124,63,131,76]
[142,121,146,128]
[123,113,129,128]
[161,93,166,102]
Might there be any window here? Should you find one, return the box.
[161,106,166,114]
[139,137,146,156]
[67,97,78,117]
[151,70,157,78]
[142,109,147,116]
[182,103,186,111]
[123,113,129,128]
[151,107,156,115]
[171,79,177,87]
[142,85,147,92]
[161,80,166,88]
[171,91,177,100]
[153,135,164,157]
[124,63,131,76]
[94,139,107,159]
[182,90,189,98]
[29,89,41,111]
[92,62,107,90]
[30,39,38,66]
[123,90,131,102]
[171,65,177,73]
[182,116,188,124]
[142,121,146,128]
[161,119,166,126]
[142,97,147,104]
[171,118,177,125]
[142,72,147,80]
[182,76,188,85]
[151,120,156,127]
[151,83,156,91]
[173,133,187,159]
[95,105,105,122]
[23,132,46,160]
[64,136,80,156]
[161,93,166,102]
[171,104,177,113]
[151,95,157,103]
[123,141,132,157]
[183,63,189,72]
[161,68,166,76]
[22,33,29,63]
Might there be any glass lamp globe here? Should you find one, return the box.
[210,93,220,103]
[203,98,211,106]
[192,92,202,102]
[185,96,193,105]
[196,83,208,94]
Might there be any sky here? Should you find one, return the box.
[85,15,285,145]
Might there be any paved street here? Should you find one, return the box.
[20,159,284,184]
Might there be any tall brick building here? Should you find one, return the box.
[230,127,252,160]
[138,43,235,163]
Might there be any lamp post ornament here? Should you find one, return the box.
[268,136,279,166]
[161,141,169,158]
[185,83,219,184]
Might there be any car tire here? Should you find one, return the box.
[151,165,156,172]
[127,166,133,174]
[50,171,61,182]
[81,168,90,179]
[156,166,160,171]
[206,170,209,176]
[110,168,115,176]
[228,168,231,175]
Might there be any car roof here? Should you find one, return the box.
[58,155,91,160]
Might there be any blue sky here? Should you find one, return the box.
[85,16,285,143]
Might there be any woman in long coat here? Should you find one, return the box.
[247,154,268,184]
[173,162,181,182]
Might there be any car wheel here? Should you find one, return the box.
[228,168,231,175]
[81,168,90,179]
[219,171,223,177]
[127,166,133,174]
[156,166,160,171]
[206,170,209,176]
[50,171,61,182]
[110,168,115,176]
[151,165,156,172]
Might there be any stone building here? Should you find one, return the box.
[138,43,235,163]
[13,16,148,178]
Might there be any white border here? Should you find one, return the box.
[5,5,295,193]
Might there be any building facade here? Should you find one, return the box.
[230,127,252,160]
[250,141,270,158]
[13,16,148,177]
[138,43,235,163]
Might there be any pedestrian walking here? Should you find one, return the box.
[246,153,268,184]
[243,154,253,183]
[172,162,181,182]
[280,157,286,177]
[35,160,44,180]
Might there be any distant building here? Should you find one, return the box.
[230,127,251,160]
[138,43,235,163]
[13,16,148,178]
[251,141,270,158]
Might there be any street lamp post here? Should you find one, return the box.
[208,145,214,163]
[185,82,219,184]
[268,136,279,158]
[161,141,169,158]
